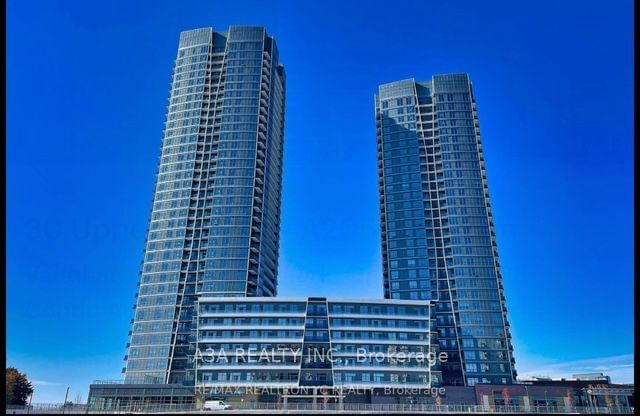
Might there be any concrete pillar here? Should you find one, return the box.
[312,388,317,410]
[563,396,572,411]
[523,396,531,411]
[482,394,490,411]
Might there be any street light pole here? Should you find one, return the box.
[27,391,34,414]
[63,387,70,414]
[544,390,548,410]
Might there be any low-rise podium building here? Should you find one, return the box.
[193,296,442,403]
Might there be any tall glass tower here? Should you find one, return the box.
[375,74,516,386]
[124,26,286,385]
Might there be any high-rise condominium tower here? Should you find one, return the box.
[375,74,516,386]
[124,26,286,385]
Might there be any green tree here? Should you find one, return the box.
[5,367,34,405]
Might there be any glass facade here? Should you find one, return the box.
[125,26,286,386]
[194,297,441,389]
[375,74,516,386]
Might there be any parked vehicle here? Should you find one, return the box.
[203,400,232,411]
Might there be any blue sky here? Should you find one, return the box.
[6,0,634,403]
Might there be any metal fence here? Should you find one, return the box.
[91,380,127,385]
[6,403,89,414]
[227,402,634,413]
[5,402,636,414]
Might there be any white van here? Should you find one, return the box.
[203,400,232,411]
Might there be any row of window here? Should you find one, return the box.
[389,269,430,279]
[389,291,433,300]
[178,45,209,58]
[200,302,306,314]
[464,363,509,373]
[166,116,201,130]
[390,280,432,290]
[174,60,207,73]
[332,331,428,341]
[380,97,414,109]
[132,321,173,334]
[459,312,504,325]
[200,317,305,327]
[127,358,169,371]
[382,123,417,134]
[329,303,429,317]
[200,330,303,339]
[387,228,426,239]
[175,54,209,66]
[129,346,171,358]
[162,134,199,147]
[137,295,177,307]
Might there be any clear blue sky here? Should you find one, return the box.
[7,0,634,403]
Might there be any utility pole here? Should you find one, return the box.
[27,392,34,414]
[63,387,70,414]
